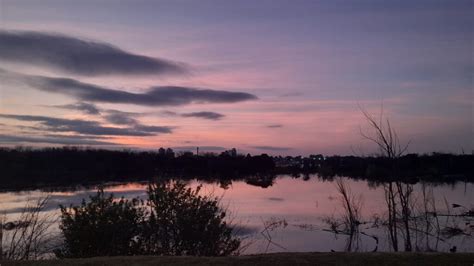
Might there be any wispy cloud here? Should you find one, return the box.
[266,197,285,201]
[133,124,172,134]
[103,110,140,125]
[251,145,291,151]
[101,110,171,134]
[43,134,110,140]
[180,112,225,120]
[266,124,283,128]
[0,30,187,76]
[162,110,225,120]
[48,102,146,126]
[0,134,119,146]
[1,69,258,107]
[52,102,101,115]
[0,114,172,136]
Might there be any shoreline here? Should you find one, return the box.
[3,252,474,266]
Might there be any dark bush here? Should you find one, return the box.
[140,182,240,256]
[55,189,145,258]
[56,181,240,258]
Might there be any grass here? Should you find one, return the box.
[2,252,474,266]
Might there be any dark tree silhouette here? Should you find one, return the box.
[0,146,471,191]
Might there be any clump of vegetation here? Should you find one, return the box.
[321,107,473,253]
[259,217,288,253]
[142,182,239,256]
[55,181,240,258]
[0,147,276,190]
[55,189,145,258]
[1,147,471,192]
[323,178,368,252]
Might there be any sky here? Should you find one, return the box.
[0,0,472,155]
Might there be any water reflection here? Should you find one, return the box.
[0,175,472,253]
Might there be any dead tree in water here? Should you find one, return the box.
[335,178,363,251]
[1,196,56,260]
[360,106,412,251]
[383,182,399,251]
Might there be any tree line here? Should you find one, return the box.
[0,147,275,190]
[309,153,473,183]
[0,147,472,191]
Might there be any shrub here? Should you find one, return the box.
[56,181,240,258]
[140,181,240,256]
[55,189,144,258]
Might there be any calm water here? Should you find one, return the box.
[1,175,473,254]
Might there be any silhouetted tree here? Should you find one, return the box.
[360,106,412,251]
[0,147,471,191]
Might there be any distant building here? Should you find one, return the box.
[158,147,166,156]
[221,148,237,157]
[165,148,175,158]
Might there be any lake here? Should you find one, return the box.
[1,175,473,254]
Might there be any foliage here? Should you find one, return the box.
[55,189,145,258]
[56,182,240,258]
[140,181,240,256]
[0,147,472,192]
[0,147,275,190]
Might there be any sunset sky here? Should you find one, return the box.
[0,0,472,155]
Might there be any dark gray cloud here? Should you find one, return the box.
[161,110,178,116]
[251,145,291,151]
[134,124,173,134]
[266,197,285,201]
[161,110,225,120]
[43,134,110,140]
[103,110,140,125]
[46,103,171,133]
[0,114,172,136]
[0,134,119,146]
[52,102,101,115]
[181,112,225,120]
[48,102,144,126]
[267,124,283,128]
[0,30,187,76]
[101,110,171,133]
[1,69,258,106]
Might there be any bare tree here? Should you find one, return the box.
[1,196,57,260]
[359,105,413,251]
[359,106,409,159]
[259,217,288,253]
[335,178,364,251]
[322,178,368,252]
